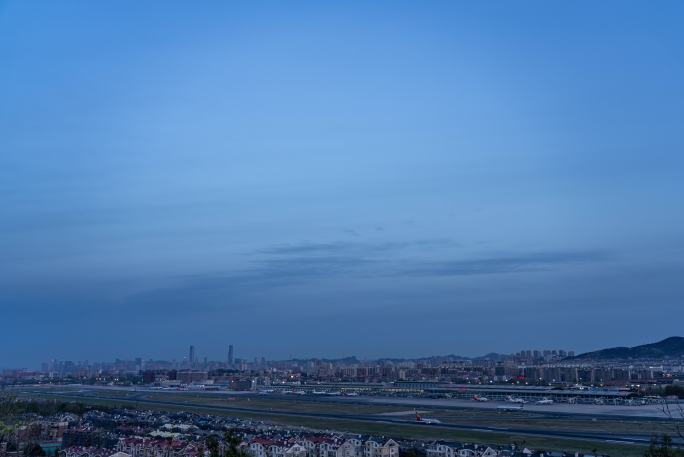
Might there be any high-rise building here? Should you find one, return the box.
[189,345,195,366]
[228,344,234,367]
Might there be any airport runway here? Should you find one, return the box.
[17,387,680,448]
[29,384,678,419]
[339,396,673,419]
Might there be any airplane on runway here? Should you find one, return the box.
[505,395,527,404]
[473,395,489,402]
[415,411,442,424]
[535,398,554,405]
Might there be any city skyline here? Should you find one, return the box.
[20,339,673,371]
[11,346,584,372]
[12,337,682,393]
[14,334,684,371]
[2,1,684,368]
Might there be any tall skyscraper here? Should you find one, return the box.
[189,345,195,366]
[228,344,234,367]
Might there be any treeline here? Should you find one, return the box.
[0,397,112,418]
[206,431,248,457]
[662,384,684,399]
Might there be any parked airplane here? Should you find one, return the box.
[535,398,554,405]
[473,395,489,402]
[282,390,306,395]
[505,395,527,404]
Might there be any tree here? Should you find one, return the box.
[644,434,683,457]
[660,397,684,441]
[206,435,220,457]
[0,421,14,443]
[223,430,246,457]
[664,385,684,399]
[399,448,423,457]
[23,443,46,457]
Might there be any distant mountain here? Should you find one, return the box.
[283,356,360,364]
[472,352,511,361]
[376,355,470,364]
[572,336,684,360]
[376,353,511,363]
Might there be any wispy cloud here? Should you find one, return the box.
[121,255,378,313]
[400,250,610,276]
[122,245,611,314]
[253,239,458,256]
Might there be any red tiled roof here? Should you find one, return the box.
[251,438,279,446]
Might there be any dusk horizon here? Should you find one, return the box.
[8,335,684,372]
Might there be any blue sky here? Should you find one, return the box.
[1,1,683,368]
